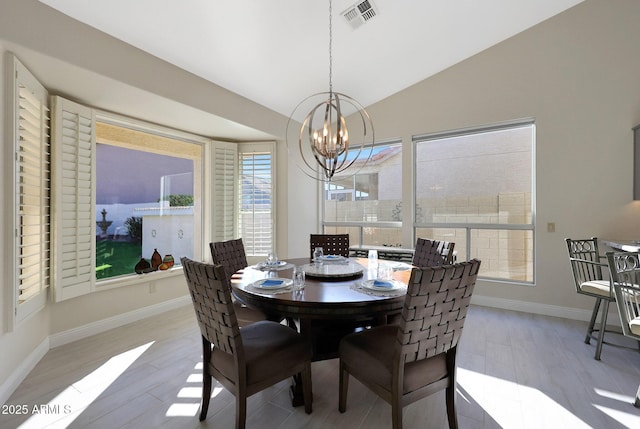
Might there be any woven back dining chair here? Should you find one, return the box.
[309,233,350,260]
[565,237,614,360]
[606,250,640,407]
[182,257,313,428]
[210,238,269,326]
[210,238,249,277]
[338,259,481,429]
[412,237,455,267]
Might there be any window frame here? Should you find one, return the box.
[90,112,207,290]
[321,139,403,246]
[412,119,536,284]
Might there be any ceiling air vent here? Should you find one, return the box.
[342,0,377,30]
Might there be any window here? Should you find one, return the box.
[323,141,402,246]
[414,121,535,282]
[94,121,202,281]
[10,56,50,323]
[238,143,275,257]
[48,95,205,301]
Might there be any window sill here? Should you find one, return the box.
[96,266,184,291]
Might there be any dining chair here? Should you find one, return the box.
[605,250,640,407]
[309,233,350,260]
[338,259,481,429]
[210,238,270,326]
[412,237,455,267]
[181,257,313,427]
[565,237,615,360]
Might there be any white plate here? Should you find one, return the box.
[361,279,403,291]
[318,255,346,261]
[258,261,287,268]
[253,278,293,290]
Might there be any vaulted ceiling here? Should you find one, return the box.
[36,0,584,138]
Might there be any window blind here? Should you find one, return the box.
[14,59,50,317]
[238,144,274,256]
[51,96,96,301]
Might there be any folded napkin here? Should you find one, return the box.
[373,280,394,288]
[262,279,284,286]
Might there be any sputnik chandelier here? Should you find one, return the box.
[286,0,374,182]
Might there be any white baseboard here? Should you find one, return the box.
[0,337,49,406]
[470,294,622,327]
[49,295,191,348]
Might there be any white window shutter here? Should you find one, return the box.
[12,56,50,322]
[212,141,237,242]
[51,96,96,301]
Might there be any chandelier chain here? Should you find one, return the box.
[329,0,333,95]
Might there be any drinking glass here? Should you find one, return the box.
[293,266,305,291]
[266,250,278,265]
[313,247,324,266]
[377,263,393,280]
[368,249,378,272]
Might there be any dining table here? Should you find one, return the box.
[231,256,412,405]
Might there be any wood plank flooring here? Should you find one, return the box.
[2,304,640,428]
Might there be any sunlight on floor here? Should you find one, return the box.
[594,388,640,427]
[18,341,154,429]
[457,367,591,428]
[165,362,224,417]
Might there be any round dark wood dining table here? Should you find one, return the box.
[231,257,411,406]
[231,257,411,360]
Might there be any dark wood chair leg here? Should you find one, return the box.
[302,362,313,414]
[236,392,247,429]
[199,337,212,421]
[445,384,458,429]
[338,361,348,413]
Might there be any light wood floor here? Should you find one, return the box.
[2,304,640,429]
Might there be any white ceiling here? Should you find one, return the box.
[37,0,583,138]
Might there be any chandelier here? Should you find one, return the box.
[286,0,374,182]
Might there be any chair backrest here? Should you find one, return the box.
[181,257,242,357]
[606,251,640,340]
[210,238,249,278]
[310,234,350,259]
[565,237,605,286]
[412,238,455,267]
[398,259,481,362]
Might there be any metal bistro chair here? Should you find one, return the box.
[182,257,313,427]
[309,233,350,260]
[606,251,640,407]
[565,237,615,360]
[338,259,481,429]
[210,238,270,326]
[412,237,455,267]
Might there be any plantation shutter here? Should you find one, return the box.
[51,96,96,301]
[238,142,275,257]
[212,141,237,242]
[13,57,50,321]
